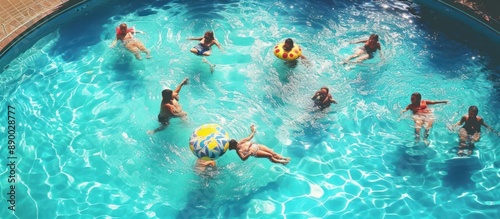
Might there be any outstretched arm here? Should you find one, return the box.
[350,39,367,44]
[401,105,410,114]
[173,78,189,94]
[239,125,256,143]
[132,28,145,34]
[426,100,449,105]
[188,37,203,41]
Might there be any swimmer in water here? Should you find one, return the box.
[148,78,189,134]
[311,86,338,109]
[401,92,448,143]
[188,31,222,73]
[452,106,497,156]
[343,34,382,64]
[110,23,151,60]
[228,125,291,165]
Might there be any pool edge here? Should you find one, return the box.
[413,0,500,46]
[0,0,90,58]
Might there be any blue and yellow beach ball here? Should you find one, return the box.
[189,124,229,160]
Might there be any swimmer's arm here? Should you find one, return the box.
[240,125,256,142]
[456,116,467,126]
[165,103,177,114]
[236,149,250,161]
[311,91,320,100]
[479,118,496,133]
[350,40,367,44]
[110,37,119,48]
[214,40,222,50]
[401,105,410,114]
[173,78,189,94]
[378,44,384,59]
[328,95,338,104]
[188,37,203,41]
[426,100,449,105]
[132,28,145,34]
[207,160,216,167]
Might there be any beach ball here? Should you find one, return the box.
[189,124,229,160]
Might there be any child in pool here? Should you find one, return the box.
[401,92,448,143]
[343,34,382,64]
[311,86,338,109]
[452,106,497,156]
[110,23,151,60]
[228,125,291,165]
[188,31,222,73]
[148,78,189,134]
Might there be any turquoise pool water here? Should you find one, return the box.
[1,0,500,218]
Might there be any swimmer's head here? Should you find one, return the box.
[468,106,478,116]
[411,92,422,103]
[228,139,238,150]
[284,38,294,51]
[162,89,173,100]
[119,23,128,31]
[204,31,214,40]
[320,86,329,94]
[369,34,379,42]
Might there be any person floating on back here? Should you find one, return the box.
[228,125,291,165]
[110,23,151,60]
[188,31,222,73]
[311,86,338,109]
[148,78,189,134]
[343,34,382,64]
[401,92,448,143]
[453,106,497,156]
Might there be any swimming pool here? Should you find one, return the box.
[1,0,500,218]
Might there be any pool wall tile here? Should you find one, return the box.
[0,0,84,54]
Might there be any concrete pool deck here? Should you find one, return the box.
[0,0,86,55]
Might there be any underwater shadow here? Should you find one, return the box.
[176,178,280,219]
[441,155,482,189]
[391,142,436,176]
[288,110,336,158]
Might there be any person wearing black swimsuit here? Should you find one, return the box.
[311,86,338,109]
[455,106,496,156]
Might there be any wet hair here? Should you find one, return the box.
[119,23,127,29]
[369,34,379,41]
[411,92,422,102]
[204,31,214,41]
[229,139,238,149]
[162,89,173,100]
[469,105,478,114]
[321,86,329,93]
[284,38,294,51]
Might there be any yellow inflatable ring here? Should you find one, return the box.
[274,43,302,61]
